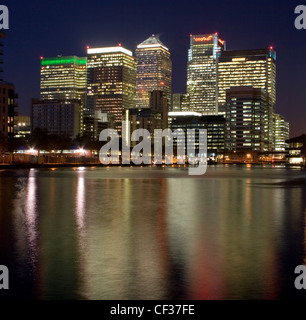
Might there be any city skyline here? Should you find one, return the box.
[2,0,306,138]
[1,1,306,303]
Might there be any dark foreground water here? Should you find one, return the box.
[0,165,306,300]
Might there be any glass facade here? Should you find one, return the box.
[225,87,269,151]
[219,49,277,151]
[185,33,225,115]
[172,93,184,112]
[274,113,289,152]
[218,49,276,108]
[87,46,136,135]
[170,114,225,159]
[40,56,87,104]
[136,35,172,110]
[40,56,87,135]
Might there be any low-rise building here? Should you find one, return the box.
[31,99,81,138]
[286,134,306,165]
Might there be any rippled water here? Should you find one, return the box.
[0,165,306,300]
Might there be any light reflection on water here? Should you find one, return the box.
[0,166,306,300]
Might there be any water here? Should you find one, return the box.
[0,165,306,300]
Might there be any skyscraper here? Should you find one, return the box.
[218,48,277,151]
[218,48,276,108]
[136,35,172,110]
[225,86,268,151]
[40,55,87,105]
[87,46,137,134]
[39,55,87,136]
[185,33,225,115]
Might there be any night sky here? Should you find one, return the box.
[2,0,305,137]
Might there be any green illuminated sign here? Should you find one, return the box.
[41,57,87,66]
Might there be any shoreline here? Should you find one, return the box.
[0,162,304,170]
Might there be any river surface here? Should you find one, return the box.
[0,165,306,300]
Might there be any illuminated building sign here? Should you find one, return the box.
[42,57,87,66]
[218,39,225,45]
[194,35,213,42]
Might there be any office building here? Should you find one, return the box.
[0,31,18,151]
[40,56,87,134]
[31,99,81,138]
[225,86,271,152]
[0,83,18,151]
[87,46,137,134]
[123,91,169,146]
[218,48,276,108]
[149,90,169,129]
[172,93,185,112]
[219,49,277,151]
[40,56,87,104]
[274,114,289,152]
[169,113,225,159]
[185,33,225,115]
[136,35,172,109]
[83,111,109,142]
[286,134,306,165]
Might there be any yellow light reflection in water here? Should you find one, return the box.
[25,169,38,256]
[76,171,85,230]
[13,170,38,269]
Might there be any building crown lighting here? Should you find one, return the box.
[87,46,133,56]
[137,34,169,51]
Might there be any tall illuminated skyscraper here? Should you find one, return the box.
[136,35,172,109]
[218,48,277,151]
[87,46,137,134]
[185,33,225,115]
[40,56,87,104]
[218,48,276,108]
[40,56,87,135]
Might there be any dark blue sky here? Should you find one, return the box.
[2,0,305,137]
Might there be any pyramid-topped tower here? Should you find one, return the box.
[136,35,172,109]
